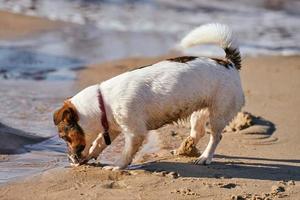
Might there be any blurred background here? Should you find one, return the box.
[0,0,299,183]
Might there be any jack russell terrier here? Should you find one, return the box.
[53,23,244,169]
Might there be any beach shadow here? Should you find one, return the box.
[238,114,276,137]
[138,155,300,181]
[224,112,277,145]
[0,122,49,154]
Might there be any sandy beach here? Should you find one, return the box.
[1,9,300,200]
[1,54,300,199]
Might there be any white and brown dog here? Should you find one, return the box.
[53,23,244,169]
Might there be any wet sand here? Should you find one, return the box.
[0,11,67,39]
[1,10,300,200]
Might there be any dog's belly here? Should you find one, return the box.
[145,100,207,130]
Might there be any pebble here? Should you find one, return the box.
[271,185,285,194]
[277,193,289,198]
[172,188,198,196]
[220,183,237,189]
[231,195,245,200]
[129,171,139,175]
[288,180,295,185]
[279,180,295,186]
[167,171,179,179]
[120,170,131,176]
[152,170,179,179]
[153,171,167,176]
[171,131,178,136]
[251,197,263,200]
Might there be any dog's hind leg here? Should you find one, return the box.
[174,108,209,156]
[190,108,209,144]
[194,103,238,165]
[194,115,224,165]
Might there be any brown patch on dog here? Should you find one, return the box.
[225,47,242,70]
[166,56,198,63]
[130,56,197,72]
[210,58,232,69]
[53,101,85,155]
[175,136,200,157]
[131,64,152,71]
[53,101,78,126]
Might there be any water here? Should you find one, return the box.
[0,0,299,183]
[0,0,299,56]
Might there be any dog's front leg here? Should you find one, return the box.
[87,133,106,160]
[86,130,121,162]
[103,128,146,170]
[115,134,145,169]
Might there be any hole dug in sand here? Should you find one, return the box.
[224,112,277,145]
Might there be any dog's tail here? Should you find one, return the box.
[180,23,241,70]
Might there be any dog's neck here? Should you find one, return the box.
[70,85,103,136]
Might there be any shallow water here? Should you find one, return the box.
[0,0,299,55]
[0,25,176,80]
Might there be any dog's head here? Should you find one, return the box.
[53,101,86,165]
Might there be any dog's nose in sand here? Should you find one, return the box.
[67,146,86,166]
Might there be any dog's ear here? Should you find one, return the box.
[53,104,78,126]
[53,108,62,125]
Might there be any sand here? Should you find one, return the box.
[0,11,68,39]
[1,55,299,200]
[1,11,300,200]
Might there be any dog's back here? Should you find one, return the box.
[101,24,244,130]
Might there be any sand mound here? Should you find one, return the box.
[224,112,276,145]
[173,136,200,157]
[224,112,253,132]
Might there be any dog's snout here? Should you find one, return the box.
[75,144,85,156]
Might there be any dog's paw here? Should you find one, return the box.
[193,155,212,165]
[102,165,121,171]
[70,162,81,167]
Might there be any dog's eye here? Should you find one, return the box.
[64,126,70,132]
[61,135,71,143]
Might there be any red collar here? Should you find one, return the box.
[98,88,111,145]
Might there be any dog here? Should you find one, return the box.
[53,23,244,169]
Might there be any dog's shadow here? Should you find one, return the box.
[133,154,300,181]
